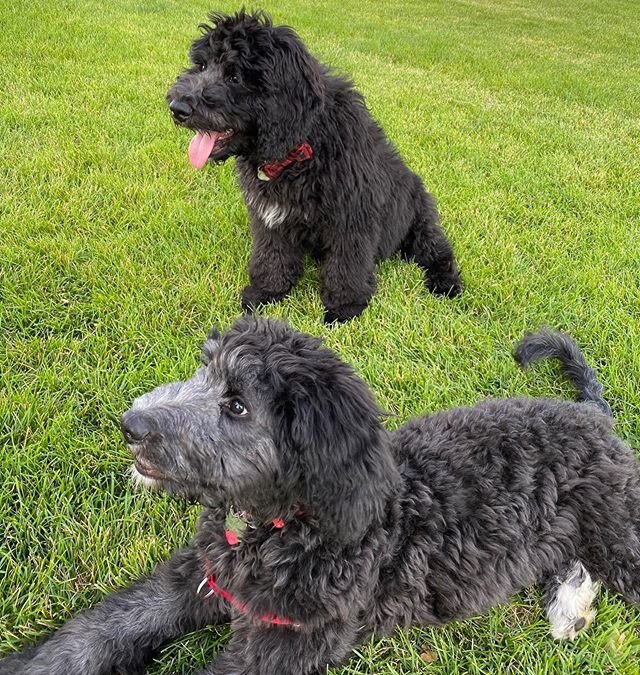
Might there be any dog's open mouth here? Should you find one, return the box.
[188,130,235,168]
[134,456,167,481]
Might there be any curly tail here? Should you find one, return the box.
[514,328,612,417]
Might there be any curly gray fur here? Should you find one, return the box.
[515,328,612,416]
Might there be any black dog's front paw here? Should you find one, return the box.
[323,303,367,325]
[241,285,289,312]
[427,269,463,298]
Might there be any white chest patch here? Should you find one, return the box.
[258,201,289,229]
[244,188,290,229]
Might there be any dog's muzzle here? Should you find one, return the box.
[169,99,193,123]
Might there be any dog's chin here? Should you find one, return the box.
[129,457,167,491]
[128,459,208,501]
[208,144,236,163]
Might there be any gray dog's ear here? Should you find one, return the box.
[269,343,398,545]
[257,26,326,161]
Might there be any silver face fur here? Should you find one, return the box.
[124,331,282,509]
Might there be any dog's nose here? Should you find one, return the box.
[169,99,193,122]
[121,411,151,445]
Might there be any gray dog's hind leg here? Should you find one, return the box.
[543,561,600,640]
[0,548,229,675]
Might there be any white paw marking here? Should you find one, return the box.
[547,561,600,640]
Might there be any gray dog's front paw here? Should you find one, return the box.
[0,650,32,674]
[198,651,246,675]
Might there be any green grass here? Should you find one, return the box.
[1,0,639,672]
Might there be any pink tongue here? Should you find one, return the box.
[188,131,221,169]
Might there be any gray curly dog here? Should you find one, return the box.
[1,320,638,674]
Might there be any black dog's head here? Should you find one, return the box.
[166,10,326,166]
[121,317,398,542]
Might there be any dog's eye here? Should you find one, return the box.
[224,398,249,417]
[225,73,239,84]
[198,61,207,72]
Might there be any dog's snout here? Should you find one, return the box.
[121,411,152,445]
[169,99,193,122]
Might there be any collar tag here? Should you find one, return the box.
[225,509,249,544]
[223,509,290,546]
[257,167,270,181]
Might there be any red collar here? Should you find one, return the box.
[198,574,299,627]
[198,517,298,627]
[257,143,313,181]
[224,516,284,546]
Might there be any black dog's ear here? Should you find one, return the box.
[257,26,326,161]
[201,328,221,365]
[269,342,398,545]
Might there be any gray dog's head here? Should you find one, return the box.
[121,317,397,542]
[166,10,326,165]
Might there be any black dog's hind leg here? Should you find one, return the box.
[241,223,304,312]
[401,193,462,298]
[0,548,229,675]
[320,238,377,324]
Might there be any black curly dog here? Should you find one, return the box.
[166,10,462,323]
[2,319,639,674]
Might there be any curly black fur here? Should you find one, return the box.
[2,320,639,674]
[167,10,462,323]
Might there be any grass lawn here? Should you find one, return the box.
[1,0,639,672]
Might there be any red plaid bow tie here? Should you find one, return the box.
[258,143,314,181]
